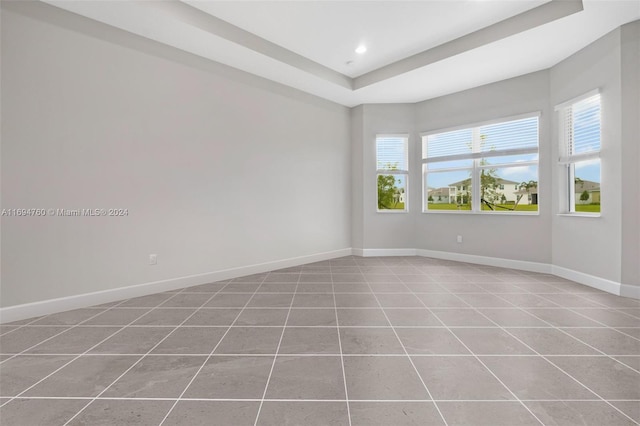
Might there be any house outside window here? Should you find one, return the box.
[376,135,409,212]
[556,91,601,215]
[422,114,539,213]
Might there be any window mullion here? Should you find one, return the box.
[471,127,481,212]
[470,159,479,211]
[377,169,408,175]
[568,164,576,213]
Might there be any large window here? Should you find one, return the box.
[422,114,539,213]
[557,91,601,215]
[376,135,408,212]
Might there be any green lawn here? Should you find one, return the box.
[482,204,538,212]
[427,203,471,211]
[575,204,601,213]
[379,203,405,211]
[427,203,538,212]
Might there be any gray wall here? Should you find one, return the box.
[354,72,552,263]
[413,71,552,263]
[353,23,639,290]
[549,28,623,283]
[2,2,638,311]
[361,104,416,250]
[620,22,640,289]
[350,105,364,250]
[1,4,351,307]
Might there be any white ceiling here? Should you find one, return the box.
[43,0,640,107]
[186,0,550,77]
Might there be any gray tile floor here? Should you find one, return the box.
[1,256,639,425]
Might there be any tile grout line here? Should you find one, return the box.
[451,275,640,375]
[2,352,636,360]
[0,293,184,408]
[486,293,640,376]
[469,292,640,425]
[0,304,116,338]
[0,297,134,366]
[4,395,639,402]
[391,264,547,426]
[2,256,638,423]
[357,260,450,426]
[531,293,640,343]
[59,280,236,425]
[610,307,640,320]
[330,261,353,426]
[154,273,272,426]
[251,271,302,426]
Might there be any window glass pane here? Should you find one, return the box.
[572,94,601,155]
[478,116,538,153]
[377,137,408,171]
[424,128,473,159]
[425,170,472,211]
[482,153,538,166]
[426,158,473,170]
[574,159,601,213]
[422,114,539,214]
[479,165,539,212]
[377,174,407,211]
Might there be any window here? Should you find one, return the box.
[557,91,601,214]
[422,114,539,213]
[376,135,408,212]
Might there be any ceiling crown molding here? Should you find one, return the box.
[12,0,637,107]
[142,1,353,90]
[146,0,583,92]
[354,0,584,89]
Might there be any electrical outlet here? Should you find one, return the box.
[149,254,157,265]
[457,235,463,243]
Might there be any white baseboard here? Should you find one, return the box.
[0,248,352,324]
[621,284,640,299]
[416,249,552,274]
[2,246,637,323]
[551,265,622,295]
[363,247,635,299]
[360,248,418,257]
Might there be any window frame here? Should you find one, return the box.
[555,90,601,217]
[421,112,540,215]
[376,134,409,213]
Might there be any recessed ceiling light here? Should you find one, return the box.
[355,45,367,54]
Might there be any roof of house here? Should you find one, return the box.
[428,187,450,197]
[575,180,600,192]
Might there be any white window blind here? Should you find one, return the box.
[562,94,601,160]
[376,136,408,171]
[425,128,473,160]
[424,116,539,163]
[556,91,602,215]
[478,117,538,153]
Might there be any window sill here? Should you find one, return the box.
[556,213,601,218]
[422,210,539,216]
